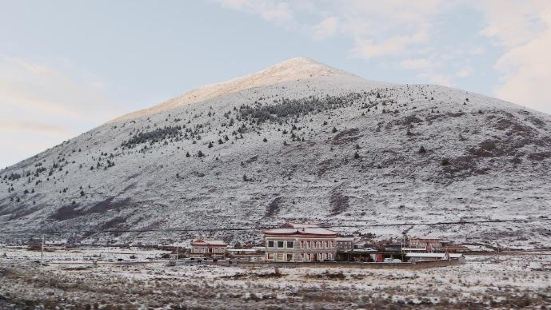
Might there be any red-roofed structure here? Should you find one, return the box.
[190,239,227,257]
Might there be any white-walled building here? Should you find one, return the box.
[263,224,337,262]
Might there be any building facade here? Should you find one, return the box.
[405,252,465,263]
[263,224,337,262]
[408,238,443,252]
[336,237,355,252]
[190,239,227,257]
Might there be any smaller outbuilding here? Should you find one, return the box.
[190,239,228,258]
[226,247,265,262]
[408,238,443,252]
[335,237,355,252]
[405,252,465,263]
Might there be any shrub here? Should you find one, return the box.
[121,126,182,148]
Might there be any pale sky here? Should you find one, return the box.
[1,0,551,168]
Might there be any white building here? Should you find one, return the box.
[263,224,337,262]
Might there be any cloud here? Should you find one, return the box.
[477,1,551,113]
[419,72,452,87]
[0,56,120,166]
[216,0,551,114]
[217,1,445,57]
[0,120,70,136]
[0,56,121,123]
[218,0,294,26]
[456,67,473,78]
[312,16,338,40]
[400,58,432,70]
[477,0,542,48]
[351,32,430,59]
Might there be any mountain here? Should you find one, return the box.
[1,57,550,248]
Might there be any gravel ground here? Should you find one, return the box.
[0,249,550,309]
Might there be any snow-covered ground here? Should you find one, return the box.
[1,57,551,248]
[0,247,550,308]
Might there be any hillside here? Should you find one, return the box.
[1,57,550,247]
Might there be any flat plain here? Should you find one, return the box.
[0,247,550,309]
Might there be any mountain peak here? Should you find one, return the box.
[266,56,326,71]
[278,56,319,64]
[254,57,342,80]
[114,57,360,122]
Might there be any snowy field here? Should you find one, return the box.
[0,247,550,309]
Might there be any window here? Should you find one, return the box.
[287,241,294,248]
[268,240,274,248]
[286,254,293,261]
[267,253,273,260]
[277,241,284,248]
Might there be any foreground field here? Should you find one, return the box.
[0,248,550,309]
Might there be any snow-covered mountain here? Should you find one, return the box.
[1,57,550,247]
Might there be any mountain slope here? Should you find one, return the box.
[1,58,551,247]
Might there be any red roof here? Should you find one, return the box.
[263,227,337,237]
[191,239,227,247]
